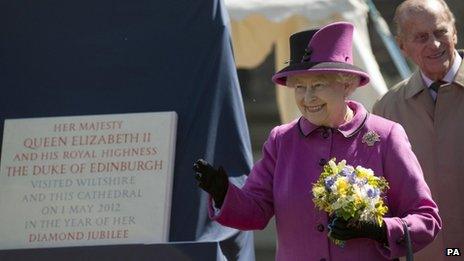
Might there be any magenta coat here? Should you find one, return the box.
[210,101,441,261]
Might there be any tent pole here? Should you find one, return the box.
[366,0,412,80]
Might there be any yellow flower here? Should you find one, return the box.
[335,178,349,196]
[353,193,363,207]
[312,186,326,198]
[355,166,374,179]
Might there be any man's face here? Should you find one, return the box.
[397,6,457,80]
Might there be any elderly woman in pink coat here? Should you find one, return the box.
[194,22,441,261]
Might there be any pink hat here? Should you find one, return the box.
[272,22,370,87]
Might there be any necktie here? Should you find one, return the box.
[429,80,446,93]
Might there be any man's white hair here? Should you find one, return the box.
[394,0,456,37]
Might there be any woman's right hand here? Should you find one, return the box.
[193,159,229,208]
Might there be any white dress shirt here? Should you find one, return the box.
[421,50,462,101]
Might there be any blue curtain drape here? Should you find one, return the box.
[0,0,255,260]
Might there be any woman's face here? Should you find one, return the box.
[288,74,350,127]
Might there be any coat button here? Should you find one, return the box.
[319,158,327,166]
[322,131,329,139]
[396,236,405,244]
[317,224,324,232]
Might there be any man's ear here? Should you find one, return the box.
[453,26,458,45]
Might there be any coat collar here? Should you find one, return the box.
[404,70,427,99]
[452,51,464,88]
[405,50,464,99]
[298,100,368,138]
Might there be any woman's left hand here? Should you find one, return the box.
[328,217,388,244]
[193,159,229,208]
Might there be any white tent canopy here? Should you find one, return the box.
[225,0,388,123]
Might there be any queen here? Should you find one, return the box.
[193,22,441,260]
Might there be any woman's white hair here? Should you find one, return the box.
[334,73,360,97]
[286,72,360,96]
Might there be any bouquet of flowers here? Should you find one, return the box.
[312,158,389,245]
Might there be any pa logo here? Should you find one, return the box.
[445,248,461,256]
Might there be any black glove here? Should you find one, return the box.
[329,217,388,245]
[193,159,229,208]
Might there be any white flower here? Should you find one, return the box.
[355,166,375,177]
[331,196,348,210]
[329,160,338,174]
[337,160,347,171]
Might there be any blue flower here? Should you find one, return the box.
[341,168,357,184]
[356,179,368,186]
[367,188,380,198]
[348,174,357,183]
[324,176,336,189]
[340,168,351,176]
